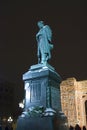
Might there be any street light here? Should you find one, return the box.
[7,116,13,123]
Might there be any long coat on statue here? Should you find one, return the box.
[36,25,53,63]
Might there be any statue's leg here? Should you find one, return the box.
[41,52,47,64]
[38,48,41,63]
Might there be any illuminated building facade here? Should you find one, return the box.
[60,78,87,128]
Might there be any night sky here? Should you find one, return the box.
[0,0,87,83]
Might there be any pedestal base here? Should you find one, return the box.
[16,111,69,130]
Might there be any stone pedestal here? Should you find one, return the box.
[16,63,69,130]
[16,112,68,130]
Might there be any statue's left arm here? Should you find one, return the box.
[44,25,52,43]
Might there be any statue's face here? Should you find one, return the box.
[37,21,44,29]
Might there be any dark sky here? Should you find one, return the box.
[0,0,87,83]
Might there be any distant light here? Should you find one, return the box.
[19,102,24,108]
[19,99,24,108]
[7,116,13,123]
[2,117,7,122]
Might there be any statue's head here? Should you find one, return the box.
[37,21,44,29]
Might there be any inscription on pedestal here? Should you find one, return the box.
[51,87,61,110]
[31,82,41,102]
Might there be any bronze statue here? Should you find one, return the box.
[36,21,53,64]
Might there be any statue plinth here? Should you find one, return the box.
[16,63,69,130]
[23,63,62,110]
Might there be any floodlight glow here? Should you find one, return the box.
[25,82,30,100]
[26,89,30,100]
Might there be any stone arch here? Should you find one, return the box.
[85,100,87,125]
[81,94,87,127]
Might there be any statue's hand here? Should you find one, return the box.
[49,43,53,50]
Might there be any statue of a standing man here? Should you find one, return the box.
[36,21,53,64]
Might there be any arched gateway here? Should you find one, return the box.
[85,100,87,126]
